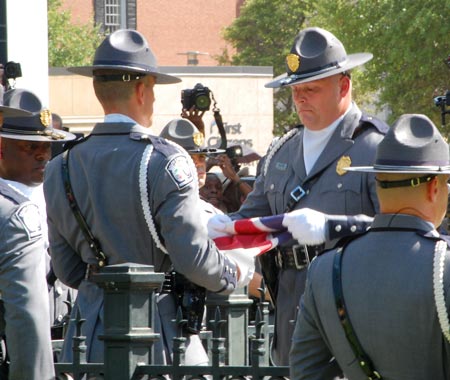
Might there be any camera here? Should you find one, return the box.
[181,83,211,111]
[3,61,22,80]
[226,145,243,160]
[434,91,450,107]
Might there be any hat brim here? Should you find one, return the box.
[345,165,450,174]
[0,106,32,117]
[265,53,373,88]
[189,148,226,157]
[68,65,181,84]
[0,129,77,142]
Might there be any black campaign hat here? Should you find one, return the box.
[1,109,76,142]
[160,118,225,156]
[346,114,450,174]
[68,29,181,85]
[0,88,42,117]
[265,27,372,88]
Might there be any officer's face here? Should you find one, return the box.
[291,74,350,131]
[191,154,207,188]
[0,138,51,186]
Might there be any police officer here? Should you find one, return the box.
[43,29,254,366]
[291,114,450,379]
[208,26,389,365]
[0,103,75,379]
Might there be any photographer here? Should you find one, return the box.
[181,83,254,209]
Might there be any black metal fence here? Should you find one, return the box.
[54,264,289,380]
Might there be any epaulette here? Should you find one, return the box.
[359,114,389,134]
[318,230,368,257]
[0,181,29,205]
[130,132,183,158]
[64,134,88,151]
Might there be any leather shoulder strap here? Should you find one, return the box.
[333,243,382,379]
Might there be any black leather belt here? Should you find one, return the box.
[276,244,324,270]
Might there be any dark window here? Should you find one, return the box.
[94,0,136,34]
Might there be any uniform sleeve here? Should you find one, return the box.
[290,262,341,380]
[151,151,238,294]
[229,168,273,220]
[0,202,54,378]
[46,212,87,288]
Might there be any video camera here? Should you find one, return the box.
[181,83,211,111]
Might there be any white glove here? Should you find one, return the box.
[207,213,233,239]
[225,249,256,288]
[282,208,327,245]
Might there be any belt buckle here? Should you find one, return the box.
[292,244,309,270]
[290,186,306,202]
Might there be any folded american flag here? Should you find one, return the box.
[213,214,292,256]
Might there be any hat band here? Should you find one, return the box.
[1,126,66,140]
[376,174,436,189]
[93,59,159,73]
[281,58,347,85]
[94,73,146,82]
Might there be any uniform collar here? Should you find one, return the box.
[371,213,438,236]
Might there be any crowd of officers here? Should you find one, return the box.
[0,25,449,380]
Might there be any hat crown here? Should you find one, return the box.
[3,88,42,112]
[375,114,450,169]
[93,29,157,72]
[287,27,347,76]
[160,119,204,151]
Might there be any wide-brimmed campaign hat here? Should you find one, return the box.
[1,109,76,142]
[160,118,225,156]
[68,29,181,85]
[346,114,450,175]
[0,88,42,117]
[265,27,373,88]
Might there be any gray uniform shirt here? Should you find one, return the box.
[0,182,54,380]
[231,104,387,365]
[44,122,238,362]
[290,214,450,380]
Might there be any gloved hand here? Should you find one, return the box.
[282,208,327,245]
[225,249,256,288]
[207,213,233,239]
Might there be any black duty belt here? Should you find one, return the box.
[276,244,324,270]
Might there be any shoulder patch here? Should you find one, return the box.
[166,154,194,190]
[15,202,43,240]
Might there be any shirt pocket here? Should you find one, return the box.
[317,171,363,214]
[263,169,292,213]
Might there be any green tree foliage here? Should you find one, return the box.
[48,0,102,67]
[220,0,315,135]
[223,0,449,135]
[308,0,450,130]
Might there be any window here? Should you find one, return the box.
[104,0,121,32]
[95,0,136,34]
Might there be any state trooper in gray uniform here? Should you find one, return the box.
[291,114,450,380]
[0,100,75,379]
[44,29,253,366]
[208,26,389,366]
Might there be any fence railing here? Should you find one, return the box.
[54,263,289,380]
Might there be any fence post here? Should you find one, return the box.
[205,287,253,365]
[93,263,164,380]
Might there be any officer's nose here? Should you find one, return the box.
[36,144,52,161]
